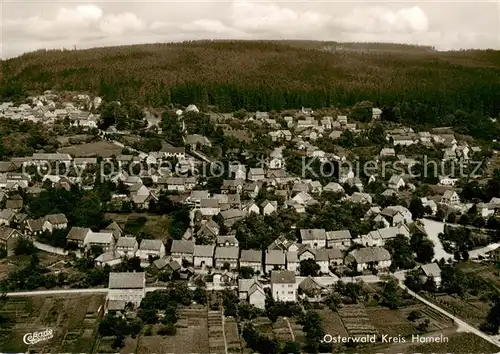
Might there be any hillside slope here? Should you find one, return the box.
[1,41,500,122]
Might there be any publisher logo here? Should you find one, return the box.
[23,329,54,345]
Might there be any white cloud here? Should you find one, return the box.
[99,13,144,35]
[0,1,498,58]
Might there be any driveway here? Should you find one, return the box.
[420,219,454,262]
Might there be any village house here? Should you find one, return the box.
[95,251,122,267]
[372,108,382,120]
[248,168,265,181]
[326,230,352,249]
[0,227,24,256]
[214,246,239,270]
[357,225,410,247]
[243,182,260,199]
[229,164,247,180]
[315,249,330,273]
[345,247,391,272]
[115,237,138,257]
[216,235,239,248]
[380,206,412,226]
[197,220,220,241]
[137,239,165,264]
[350,192,373,204]
[219,209,246,228]
[193,245,215,268]
[162,147,186,160]
[84,231,115,252]
[238,279,266,309]
[107,272,146,310]
[270,270,297,302]
[300,229,327,249]
[240,249,263,274]
[388,175,405,190]
[328,248,344,266]
[392,135,415,146]
[438,175,458,187]
[265,250,286,273]
[441,190,460,205]
[244,201,260,215]
[261,200,278,215]
[66,227,92,248]
[379,148,396,158]
[418,263,442,287]
[286,251,299,273]
[44,213,68,231]
[221,179,244,194]
[0,209,15,226]
[170,240,195,265]
[200,199,220,216]
[323,182,344,194]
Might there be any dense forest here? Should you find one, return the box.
[2,40,500,129]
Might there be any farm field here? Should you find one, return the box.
[58,140,122,158]
[425,293,491,328]
[133,306,209,354]
[408,332,499,353]
[0,294,104,352]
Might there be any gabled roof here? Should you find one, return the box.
[66,227,91,242]
[170,240,195,254]
[108,272,145,289]
[266,250,286,265]
[420,263,441,278]
[194,245,215,258]
[300,229,326,241]
[140,239,164,251]
[215,246,239,259]
[240,249,262,263]
[116,236,137,248]
[326,230,352,241]
[270,270,295,284]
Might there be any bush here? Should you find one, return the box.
[408,310,422,321]
[157,324,177,336]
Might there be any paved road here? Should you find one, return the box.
[469,243,500,259]
[400,283,500,349]
[6,288,109,296]
[420,218,454,261]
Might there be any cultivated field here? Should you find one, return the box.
[408,332,499,353]
[0,294,105,352]
[58,140,122,157]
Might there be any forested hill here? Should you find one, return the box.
[2,40,500,124]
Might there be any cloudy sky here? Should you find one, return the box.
[1,0,499,58]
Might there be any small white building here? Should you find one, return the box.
[193,245,215,268]
[240,249,263,274]
[300,229,327,249]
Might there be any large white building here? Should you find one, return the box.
[270,270,297,302]
[107,272,146,310]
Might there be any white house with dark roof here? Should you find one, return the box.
[170,240,195,265]
[214,246,239,270]
[193,245,215,268]
[326,230,352,249]
[217,235,239,248]
[419,263,442,287]
[66,227,92,248]
[248,168,265,181]
[107,272,146,310]
[84,231,115,251]
[346,247,391,272]
[388,175,405,190]
[238,279,266,309]
[265,250,286,273]
[240,249,263,274]
[270,270,297,302]
[441,190,460,205]
[115,237,138,257]
[261,200,278,215]
[137,239,165,263]
[300,229,327,249]
[286,251,299,273]
[200,199,220,216]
